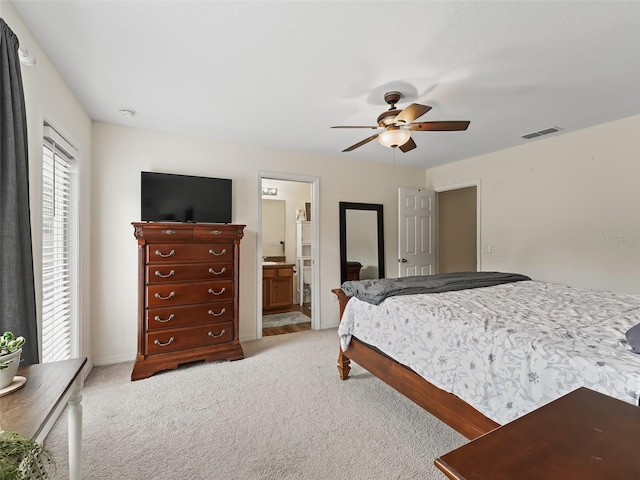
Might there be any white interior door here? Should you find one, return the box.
[398,188,436,277]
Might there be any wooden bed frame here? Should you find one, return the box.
[333,288,500,440]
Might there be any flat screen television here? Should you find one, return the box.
[141,171,232,223]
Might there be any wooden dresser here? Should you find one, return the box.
[131,222,245,380]
[345,261,362,281]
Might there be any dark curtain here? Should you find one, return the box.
[0,18,38,365]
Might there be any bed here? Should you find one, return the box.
[333,272,640,440]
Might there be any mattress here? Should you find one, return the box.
[338,280,640,424]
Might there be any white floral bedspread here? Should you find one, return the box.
[338,280,640,424]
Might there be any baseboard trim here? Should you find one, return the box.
[93,353,136,366]
[321,321,339,329]
[240,333,258,343]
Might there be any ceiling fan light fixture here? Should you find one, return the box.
[378,128,410,148]
[333,91,469,153]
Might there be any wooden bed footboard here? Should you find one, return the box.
[332,288,500,440]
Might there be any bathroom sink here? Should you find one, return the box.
[262,261,279,265]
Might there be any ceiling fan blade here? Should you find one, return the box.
[331,125,379,129]
[395,104,432,124]
[409,121,470,131]
[399,137,417,153]
[342,134,380,152]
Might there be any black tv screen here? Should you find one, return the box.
[141,172,232,223]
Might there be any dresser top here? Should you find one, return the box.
[132,221,246,227]
[132,222,245,241]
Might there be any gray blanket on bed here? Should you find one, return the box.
[341,271,531,305]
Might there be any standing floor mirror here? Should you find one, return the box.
[339,202,385,284]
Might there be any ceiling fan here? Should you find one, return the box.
[331,91,470,153]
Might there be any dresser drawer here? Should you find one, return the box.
[146,280,233,307]
[146,322,233,355]
[136,225,193,241]
[147,243,233,263]
[193,225,244,240]
[146,302,233,330]
[146,262,233,284]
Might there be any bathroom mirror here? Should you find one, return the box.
[339,202,385,284]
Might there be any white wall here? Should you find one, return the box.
[426,115,640,294]
[1,3,93,365]
[91,122,426,364]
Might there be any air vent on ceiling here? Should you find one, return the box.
[522,126,563,140]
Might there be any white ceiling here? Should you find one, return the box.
[12,0,640,168]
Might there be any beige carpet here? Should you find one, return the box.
[44,329,466,479]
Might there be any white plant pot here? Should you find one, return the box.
[0,349,22,389]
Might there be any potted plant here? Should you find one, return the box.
[0,431,54,479]
[0,332,26,390]
[0,333,54,479]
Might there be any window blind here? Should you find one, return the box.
[42,126,77,363]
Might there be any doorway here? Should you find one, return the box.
[435,182,479,273]
[257,172,319,339]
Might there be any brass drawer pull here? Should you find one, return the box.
[211,230,223,235]
[161,229,176,235]
[153,314,175,323]
[154,249,175,258]
[208,308,226,317]
[208,330,226,338]
[154,291,176,300]
[208,267,226,275]
[208,248,227,256]
[155,269,175,278]
[208,287,226,296]
[154,337,175,347]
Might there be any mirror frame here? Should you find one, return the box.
[339,202,385,284]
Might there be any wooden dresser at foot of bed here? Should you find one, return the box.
[131,222,245,380]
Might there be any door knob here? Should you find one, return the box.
[399,258,408,263]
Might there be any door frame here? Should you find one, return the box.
[433,179,482,272]
[256,171,320,339]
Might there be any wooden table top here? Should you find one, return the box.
[0,358,87,440]
[435,387,640,480]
